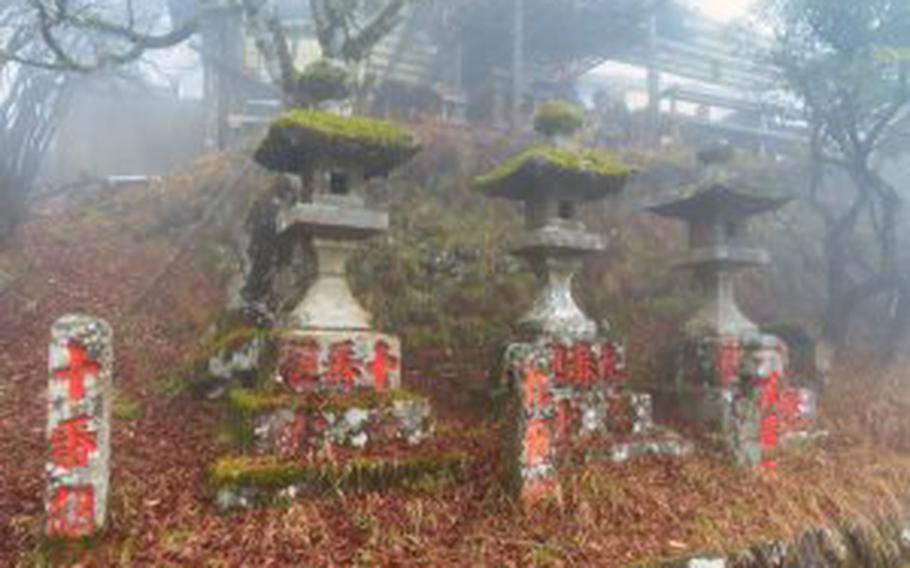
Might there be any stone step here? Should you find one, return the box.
[212,449,473,511]
[227,388,434,456]
[571,428,695,465]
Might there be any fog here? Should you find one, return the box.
[1,0,910,565]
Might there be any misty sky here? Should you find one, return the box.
[691,0,755,22]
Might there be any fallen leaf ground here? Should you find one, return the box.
[1,181,910,568]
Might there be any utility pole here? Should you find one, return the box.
[200,0,244,150]
[512,0,525,130]
[646,14,660,143]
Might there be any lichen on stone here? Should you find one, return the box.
[533,101,585,138]
[472,145,632,201]
[254,109,421,178]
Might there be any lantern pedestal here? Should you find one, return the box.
[649,147,817,468]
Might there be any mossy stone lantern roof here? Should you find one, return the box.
[254,109,421,178]
[648,146,792,221]
[648,185,792,221]
[472,145,632,202]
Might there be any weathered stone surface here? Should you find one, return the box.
[677,333,807,468]
[276,331,401,392]
[209,336,265,384]
[46,314,113,539]
[276,196,389,238]
[651,513,910,568]
[248,395,433,455]
[287,237,375,331]
[501,337,686,504]
[584,432,695,464]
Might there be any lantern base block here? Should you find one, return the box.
[676,333,819,468]
[500,335,690,506]
[229,388,434,456]
[276,330,402,393]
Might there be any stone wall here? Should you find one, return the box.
[649,507,910,568]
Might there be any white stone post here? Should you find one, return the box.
[46,315,113,539]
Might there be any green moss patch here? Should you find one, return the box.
[254,110,421,178]
[473,146,631,201]
[229,387,427,415]
[290,59,352,106]
[210,451,471,493]
[534,101,584,138]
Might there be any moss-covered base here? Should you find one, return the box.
[212,451,472,510]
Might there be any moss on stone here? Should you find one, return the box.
[209,451,470,492]
[254,109,421,178]
[534,101,585,138]
[291,59,351,106]
[229,387,427,415]
[472,145,632,201]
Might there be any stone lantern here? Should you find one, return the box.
[210,109,455,509]
[649,146,791,340]
[647,145,798,467]
[254,109,421,393]
[481,150,627,341]
[475,101,629,341]
[475,102,690,505]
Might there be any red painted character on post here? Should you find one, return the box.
[46,486,95,538]
[53,342,99,403]
[280,341,320,391]
[50,416,97,470]
[370,341,399,392]
[522,366,551,415]
[325,341,360,389]
[757,371,780,470]
[524,419,551,468]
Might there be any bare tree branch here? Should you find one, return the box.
[0,0,198,72]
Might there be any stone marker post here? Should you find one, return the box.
[46,315,113,539]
